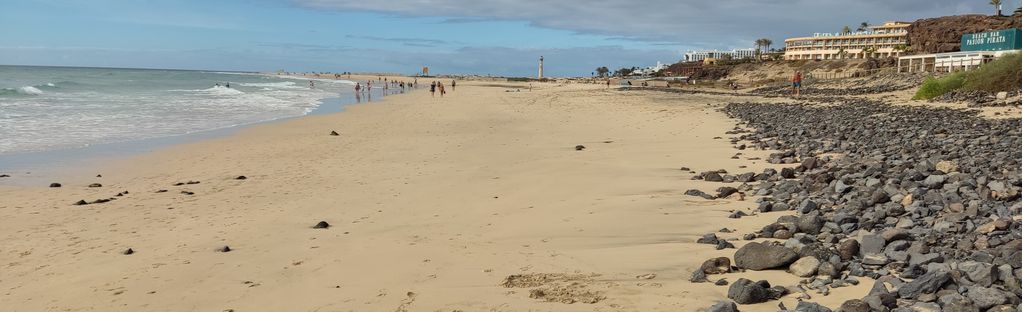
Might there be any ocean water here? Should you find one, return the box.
[0,65,353,156]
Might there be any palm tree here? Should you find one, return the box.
[991,0,1003,16]
[762,39,773,52]
[857,22,870,32]
[841,26,852,35]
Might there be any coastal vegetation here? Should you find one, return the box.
[913,52,1022,99]
[990,0,1003,16]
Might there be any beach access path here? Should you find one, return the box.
[0,81,868,311]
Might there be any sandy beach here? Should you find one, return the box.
[0,80,875,311]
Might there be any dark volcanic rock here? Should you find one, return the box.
[330,130,340,136]
[88,183,102,188]
[898,270,951,299]
[734,242,798,270]
[313,221,331,229]
[50,183,62,188]
[701,257,733,274]
[574,145,585,151]
[794,301,832,312]
[705,301,739,312]
[122,248,134,255]
[727,278,770,304]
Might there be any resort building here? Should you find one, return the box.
[684,49,758,62]
[784,21,910,60]
[898,28,1022,73]
[631,61,669,76]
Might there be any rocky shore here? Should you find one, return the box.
[691,98,1022,311]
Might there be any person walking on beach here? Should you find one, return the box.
[792,71,803,97]
[430,81,436,97]
[355,83,361,93]
[451,80,456,91]
[309,80,315,89]
[438,82,445,97]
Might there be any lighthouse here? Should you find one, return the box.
[538,56,544,79]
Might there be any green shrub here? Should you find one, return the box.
[913,73,966,100]
[961,52,1022,92]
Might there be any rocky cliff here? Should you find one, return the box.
[908,14,1022,54]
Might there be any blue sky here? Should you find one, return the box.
[0,0,1013,76]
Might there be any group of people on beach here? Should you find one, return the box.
[428,80,455,97]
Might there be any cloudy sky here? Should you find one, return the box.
[0,0,1013,76]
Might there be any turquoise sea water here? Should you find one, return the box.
[0,65,354,156]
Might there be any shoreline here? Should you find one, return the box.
[0,73,419,185]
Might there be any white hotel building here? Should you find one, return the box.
[784,22,910,60]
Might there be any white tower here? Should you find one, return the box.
[538,56,544,79]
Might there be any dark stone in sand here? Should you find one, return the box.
[734,242,798,270]
[0,174,10,178]
[181,191,194,195]
[96,174,102,178]
[156,189,168,193]
[88,183,102,188]
[705,301,739,312]
[703,172,724,182]
[701,257,733,274]
[690,269,709,283]
[574,145,585,151]
[794,301,832,312]
[186,181,200,185]
[697,233,720,245]
[122,248,134,255]
[716,240,736,250]
[715,279,729,286]
[218,246,232,253]
[313,221,331,229]
[717,187,740,198]
[50,183,62,188]
[236,176,247,180]
[93,198,111,204]
[330,130,340,136]
[727,278,771,304]
[74,200,88,205]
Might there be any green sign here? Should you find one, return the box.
[961,28,1022,52]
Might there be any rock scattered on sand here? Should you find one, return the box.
[217,246,232,253]
[733,242,797,270]
[50,183,62,188]
[574,145,586,151]
[156,189,168,193]
[122,248,134,255]
[235,176,247,180]
[706,301,739,312]
[329,130,339,136]
[0,174,10,178]
[181,191,194,195]
[701,257,733,274]
[313,221,331,229]
[74,200,88,205]
[96,174,102,178]
[88,183,102,188]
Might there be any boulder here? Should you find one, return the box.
[789,256,821,277]
[734,242,798,270]
[727,278,770,304]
